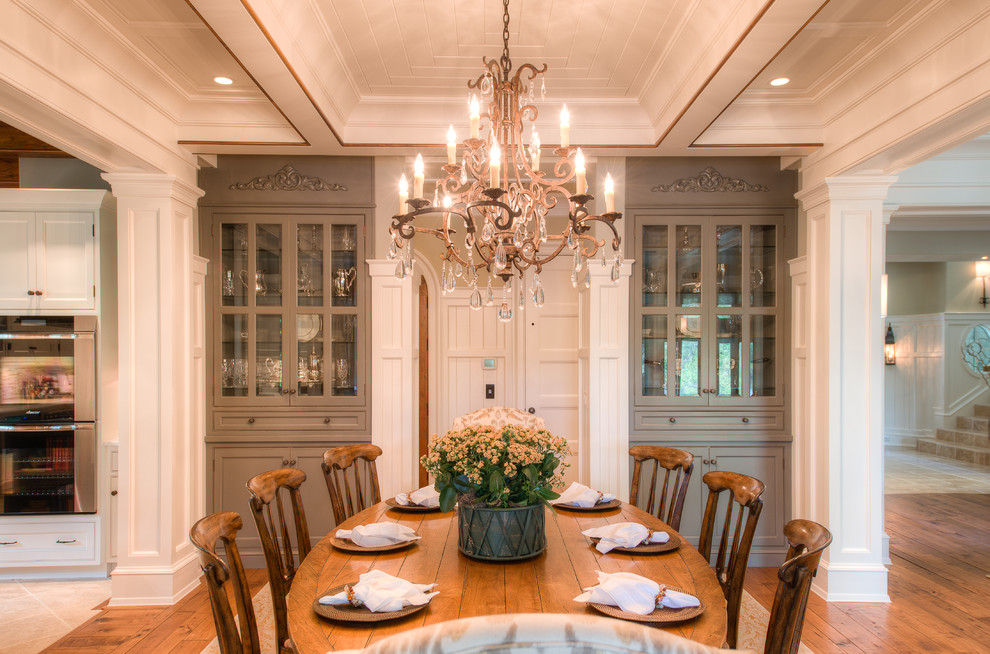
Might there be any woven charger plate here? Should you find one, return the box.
[588,586,705,624]
[313,584,430,623]
[329,533,419,553]
[553,498,622,512]
[385,497,440,513]
[589,533,681,554]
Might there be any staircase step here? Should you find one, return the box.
[934,428,990,448]
[974,404,990,418]
[955,416,990,433]
[917,438,990,466]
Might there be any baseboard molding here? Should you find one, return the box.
[816,560,890,603]
[108,552,202,606]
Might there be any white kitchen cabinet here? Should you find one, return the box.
[0,190,112,314]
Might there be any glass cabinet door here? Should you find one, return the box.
[215,215,363,406]
[635,216,781,407]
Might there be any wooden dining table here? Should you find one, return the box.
[287,500,727,652]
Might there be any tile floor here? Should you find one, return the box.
[884,445,990,494]
[0,578,110,653]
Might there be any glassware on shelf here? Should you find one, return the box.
[222,269,235,297]
[335,358,349,388]
[332,267,357,298]
[240,270,267,295]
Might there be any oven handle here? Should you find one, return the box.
[0,423,91,431]
[0,333,93,340]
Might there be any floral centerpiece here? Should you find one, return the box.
[421,424,571,561]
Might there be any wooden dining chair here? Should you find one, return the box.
[697,470,766,649]
[246,467,312,654]
[189,512,260,654]
[764,519,832,654]
[628,445,695,531]
[322,444,383,524]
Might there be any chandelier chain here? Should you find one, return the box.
[500,0,511,78]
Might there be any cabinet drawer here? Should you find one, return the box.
[0,520,97,565]
[213,411,366,433]
[636,411,784,432]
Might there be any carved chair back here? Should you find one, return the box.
[246,467,312,654]
[628,445,695,531]
[765,519,832,654]
[322,444,383,524]
[189,512,260,654]
[697,470,766,649]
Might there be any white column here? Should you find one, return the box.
[102,173,205,606]
[368,259,417,498]
[796,175,896,602]
[584,260,634,500]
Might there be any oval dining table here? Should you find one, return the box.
[287,500,727,652]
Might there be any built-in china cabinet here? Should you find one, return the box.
[199,157,373,564]
[625,158,796,565]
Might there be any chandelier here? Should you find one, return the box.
[386,0,623,321]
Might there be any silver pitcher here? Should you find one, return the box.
[332,267,357,297]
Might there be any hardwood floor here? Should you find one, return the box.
[43,494,990,653]
[747,493,990,654]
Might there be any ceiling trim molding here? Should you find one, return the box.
[183,0,308,146]
[691,0,832,148]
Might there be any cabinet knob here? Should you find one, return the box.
[282,458,289,466]
[527,407,536,414]
[702,459,710,465]
[710,458,717,465]
[289,389,297,395]
[110,490,118,496]
[281,388,290,395]
[247,417,256,424]
[36,290,43,296]
[289,459,296,466]
[324,417,331,424]
[742,417,750,423]
[668,417,676,424]
[27,290,35,296]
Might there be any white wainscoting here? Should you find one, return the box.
[884,313,990,447]
[884,314,944,447]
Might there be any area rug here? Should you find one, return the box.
[202,585,814,653]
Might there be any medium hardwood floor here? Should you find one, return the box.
[43,493,990,653]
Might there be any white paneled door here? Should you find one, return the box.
[524,257,581,484]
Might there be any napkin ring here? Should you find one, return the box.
[344,584,363,607]
[595,491,604,505]
[641,529,654,546]
[654,584,667,608]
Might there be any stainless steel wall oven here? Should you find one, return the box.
[0,316,97,514]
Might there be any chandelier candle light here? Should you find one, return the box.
[386,0,623,322]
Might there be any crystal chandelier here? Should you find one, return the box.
[386,0,623,321]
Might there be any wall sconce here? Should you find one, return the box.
[976,260,990,306]
[884,324,896,366]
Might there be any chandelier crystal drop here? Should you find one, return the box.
[387,0,623,320]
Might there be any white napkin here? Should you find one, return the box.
[395,485,441,507]
[318,569,438,612]
[550,481,617,507]
[335,522,420,547]
[574,571,700,615]
[582,522,670,554]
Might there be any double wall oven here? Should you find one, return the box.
[0,316,96,514]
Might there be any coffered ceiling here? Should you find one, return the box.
[3,0,968,161]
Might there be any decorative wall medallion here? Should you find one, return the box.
[651,167,769,193]
[229,165,348,192]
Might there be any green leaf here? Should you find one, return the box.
[439,486,457,512]
[489,471,505,494]
[522,465,536,484]
[534,487,559,500]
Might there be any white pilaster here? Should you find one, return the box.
[369,259,417,498]
[584,260,634,501]
[102,173,205,606]
[796,175,896,602]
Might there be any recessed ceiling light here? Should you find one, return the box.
[214,76,234,85]
[770,77,790,87]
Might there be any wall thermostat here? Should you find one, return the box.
[483,358,497,370]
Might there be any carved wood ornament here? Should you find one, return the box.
[229,165,348,192]
[652,166,769,193]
